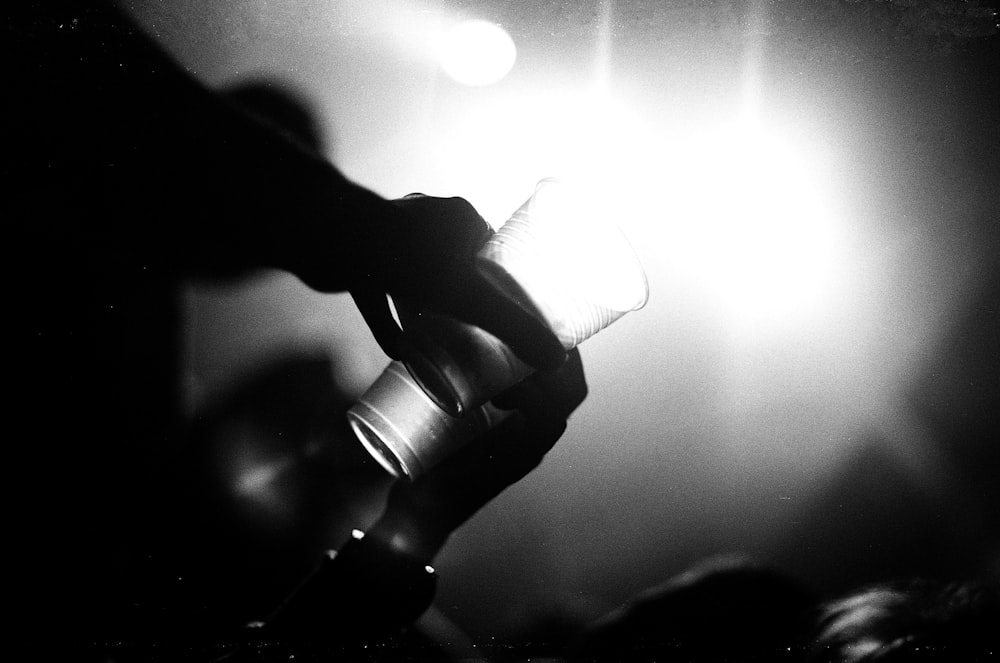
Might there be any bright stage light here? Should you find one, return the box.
[662,118,842,330]
[439,20,517,86]
[423,81,840,333]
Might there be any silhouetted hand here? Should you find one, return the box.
[367,348,587,560]
[236,350,587,660]
[350,194,567,372]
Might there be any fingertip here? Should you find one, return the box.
[540,344,569,371]
[519,337,569,373]
[489,391,519,411]
[495,314,565,369]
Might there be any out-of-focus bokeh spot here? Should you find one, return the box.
[439,19,516,86]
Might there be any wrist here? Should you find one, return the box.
[271,174,406,293]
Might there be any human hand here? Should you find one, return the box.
[367,348,587,560]
[235,351,585,657]
[351,194,566,372]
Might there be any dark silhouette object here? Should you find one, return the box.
[808,579,1000,663]
[225,81,328,158]
[150,354,390,636]
[220,349,587,662]
[566,555,818,663]
[565,561,999,663]
[8,3,572,660]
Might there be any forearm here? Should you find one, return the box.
[12,1,400,288]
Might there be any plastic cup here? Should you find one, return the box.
[477,177,649,349]
[400,178,649,416]
[347,361,510,479]
[396,309,534,417]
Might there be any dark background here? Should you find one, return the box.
[121,0,999,647]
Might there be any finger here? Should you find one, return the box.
[456,274,568,371]
[350,280,403,359]
[485,410,567,474]
[392,195,493,261]
[390,195,566,370]
[390,411,567,536]
[492,348,587,418]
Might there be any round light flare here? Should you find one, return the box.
[438,20,516,86]
[667,123,841,329]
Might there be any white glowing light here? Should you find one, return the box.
[425,85,664,224]
[663,119,841,328]
[426,82,840,331]
[439,20,516,86]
